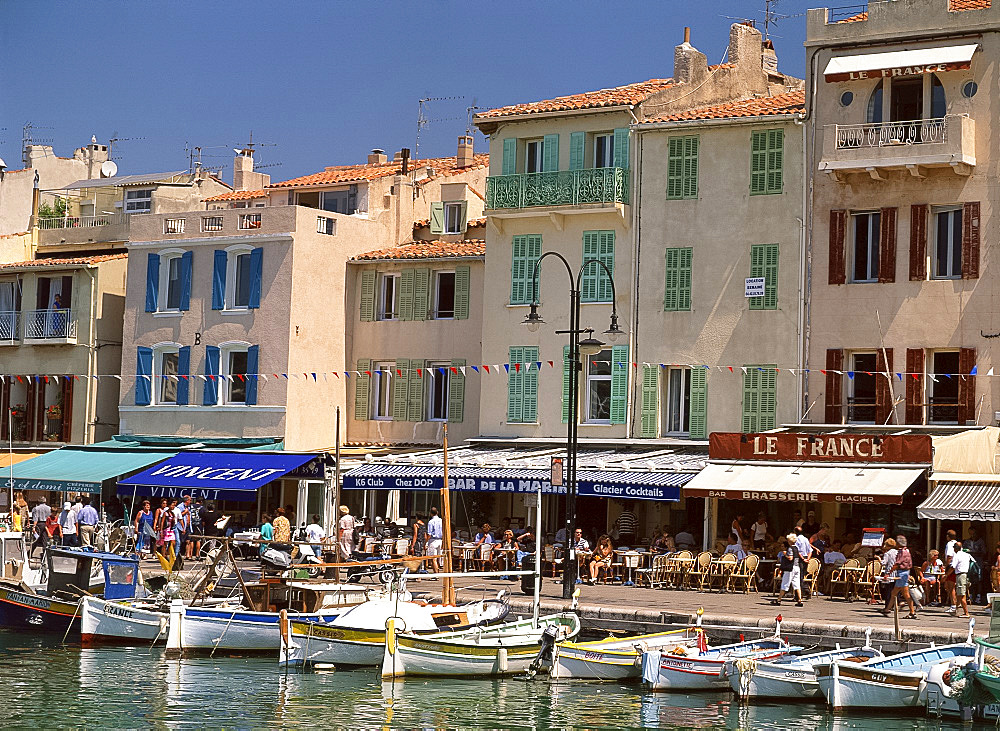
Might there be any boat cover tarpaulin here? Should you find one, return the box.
[3,448,175,493]
[117,451,316,501]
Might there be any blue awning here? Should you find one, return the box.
[3,448,176,493]
[342,464,689,502]
[117,451,318,502]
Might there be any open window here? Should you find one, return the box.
[662,367,691,435]
[928,351,960,423]
[585,349,613,424]
[153,344,180,405]
[850,211,880,283]
[433,271,456,319]
[228,248,253,309]
[594,133,614,168]
[222,345,249,404]
[372,361,393,420]
[933,206,962,280]
[427,362,450,421]
[525,140,543,174]
[847,352,877,423]
[378,273,399,320]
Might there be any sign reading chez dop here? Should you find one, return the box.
[709,432,932,464]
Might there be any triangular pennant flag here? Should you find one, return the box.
[504,363,510,373]
[333,372,340,378]
[514,363,520,372]
[483,365,490,374]
[971,365,978,375]
[911,373,920,380]
[989,368,995,377]
[846,371,855,379]
[740,367,747,375]
[471,365,479,373]
[548,361,554,368]
[260,373,268,382]
[417,368,423,377]
[459,366,466,376]
[728,366,733,373]
[928,373,938,382]
[896,373,902,381]
[536,361,542,371]
[450,367,458,375]
[344,371,351,378]
[438,367,446,375]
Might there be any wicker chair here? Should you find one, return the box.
[668,550,693,588]
[728,553,760,593]
[852,559,882,603]
[829,557,862,599]
[802,557,822,598]
[474,543,494,572]
[712,553,739,591]
[685,551,713,591]
[542,544,563,578]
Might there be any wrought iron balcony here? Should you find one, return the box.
[23,309,77,342]
[0,311,18,342]
[486,167,629,211]
[846,396,876,423]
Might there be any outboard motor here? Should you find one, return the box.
[526,624,560,677]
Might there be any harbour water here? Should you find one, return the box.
[0,632,989,729]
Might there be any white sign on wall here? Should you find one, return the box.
[745,277,765,298]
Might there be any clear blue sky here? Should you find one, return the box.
[0,0,818,184]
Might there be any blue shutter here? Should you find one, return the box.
[248,247,263,309]
[245,345,259,405]
[176,346,191,405]
[145,253,159,312]
[212,250,227,310]
[135,347,152,405]
[179,251,193,311]
[203,345,220,405]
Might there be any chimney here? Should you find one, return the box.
[673,26,706,84]
[368,148,388,165]
[399,148,410,175]
[728,21,763,70]
[457,135,474,168]
[684,26,690,44]
[233,148,270,191]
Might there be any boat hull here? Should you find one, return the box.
[80,596,168,645]
[643,646,790,691]
[728,666,820,699]
[0,585,80,634]
[550,628,699,681]
[816,663,925,710]
[177,607,340,654]
[284,623,386,668]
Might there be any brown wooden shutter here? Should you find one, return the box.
[875,348,894,425]
[28,378,44,442]
[829,210,847,285]
[825,348,844,424]
[958,347,977,425]
[60,376,74,443]
[909,204,927,281]
[905,348,924,424]
[962,201,980,279]
[0,379,9,441]
[878,207,897,283]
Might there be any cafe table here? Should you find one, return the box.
[492,546,518,573]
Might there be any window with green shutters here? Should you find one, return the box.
[581,230,615,303]
[507,346,539,423]
[510,234,542,305]
[667,135,699,199]
[542,134,559,172]
[354,358,371,420]
[742,365,777,432]
[749,243,779,310]
[407,359,425,421]
[664,247,692,311]
[569,132,585,171]
[392,358,410,421]
[750,129,783,195]
[448,359,466,423]
[609,344,629,425]
[640,365,658,438]
[359,269,376,321]
[613,128,629,169]
[689,367,708,439]
[502,138,517,175]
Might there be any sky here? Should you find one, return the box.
[0,0,820,185]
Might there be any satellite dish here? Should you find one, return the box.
[0,157,6,170]
[100,160,118,178]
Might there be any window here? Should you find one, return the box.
[750,130,783,195]
[230,251,252,308]
[164,218,185,234]
[581,230,614,303]
[161,253,183,311]
[848,352,877,423]
[585,350,613,423]
[125,189,152,213]
[868,81,884,124]
[213,246,261,311]
[510,234,542,305]
[667,136,699,200]
[933,207,962,279]
[223,347,249,404]
[238,213,261,230]
[741,365,777,432]
[434,271,455,319]
[444,203,464,234]
[372,361,393,420]
[929,351,960,423]
[594,133,614,168]
[202,216,224,232]
[525,140,543,174]
[378,274,399,320]
[321,188,356,215]
[748,243,779,310]
[664,247,692,311]
[0,280,17,341]
[155,347,179,405]
[507,346,539,423]
[427,362,450,421]
[851,211,880,283]
[663,367,691,434]
[316,216,336,235]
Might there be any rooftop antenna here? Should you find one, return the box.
[22,122,54,166]
[466,99,486,136]
[108,133,147,162]
[416,96,465,159]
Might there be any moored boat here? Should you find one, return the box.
[550,627,702,681]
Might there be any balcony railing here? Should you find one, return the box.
[0,311,18,341]
[835,118,947,149]
[486,167,629,210]
[23,309,77,341]
[34,212,132,230]
[846,396,876,423]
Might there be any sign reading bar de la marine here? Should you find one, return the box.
[709,432,933,464]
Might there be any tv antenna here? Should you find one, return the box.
[416,96,465,159]
[108,133,147,162]
[720,0,803,41]
[466,99,486,136]
[234,130,277,158]
[22,122,54,165]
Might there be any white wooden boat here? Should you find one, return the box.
[641,635,797,691]
[550,627,702,681]
[726,642,883,700]
[381,612,581,679]
[279,593,509,668]
[81,596,168,645]
[924,641,1000,721]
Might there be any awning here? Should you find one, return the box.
[0,452,44,469]
[682,463,925,504]
[342,464,690,502]
[823,44,978,82]
[918,478,1000,521]
[117,451,317,502]
[3,448,176,494]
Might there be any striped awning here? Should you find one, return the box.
[918,480,1000,521]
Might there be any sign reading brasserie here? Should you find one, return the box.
[709,432,932,464]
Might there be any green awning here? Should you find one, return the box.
[3,448,176,493]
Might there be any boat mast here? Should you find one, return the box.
[441,425,455,605]
[7,405,13,531]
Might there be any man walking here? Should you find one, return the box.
[426,506,443,573]
[771,534,804,607]
[615,502,638,547]
[30,497,51,557]
[337,505,355,561]
[948,540,974,618]
[77,495,100,547]
[58,501,79,547]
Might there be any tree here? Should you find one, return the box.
[36,198,67,219]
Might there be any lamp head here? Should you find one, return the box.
[578,336,605,357]
[604,312,624,343]
[523,304,544,333]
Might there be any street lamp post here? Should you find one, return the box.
[523,253,623,600]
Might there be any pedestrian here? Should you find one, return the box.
[410,515,427,557]
[177,495,195,559]
[883,536,917,619]
[14,492,28,533]
[272,507,291,543]
[730,512,746,546]
[921,549,944,605]
[187,497,204,559]
[615,502,638,547]
[46,509,62,546]
[794,525,814,564]
[71,495,84,517]
[771,534,804,607]
[337,505,355,561]
[802,510,820,538]
[966,527,988,603]
[76,495,99,547]
[29,497,51,557]
[202,502,222,538]
[426,506,443,572]
[259,513,273,557]
[158,502,177,559]
[750,513,768,550]
[949,540,974,618]
[58,501,79,547]
[133,499,155,558]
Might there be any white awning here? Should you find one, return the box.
[824,44,978,82]
[683,463,925,505]
[918,480,1000,521]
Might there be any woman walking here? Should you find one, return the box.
[884,536,917,619]
[133,500,155,558]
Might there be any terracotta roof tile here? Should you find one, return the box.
[837,0,989,22]
[0,253,128,271]
[268,154,488,190]
[413,216,485,229]
[477,79,675,119]
[203,189,268,202]
[648,91,806,123]
[352,239,485,261]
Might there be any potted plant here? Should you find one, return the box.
[46,403,62,420]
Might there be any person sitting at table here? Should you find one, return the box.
[474,523,495,546]
[653,530,675,554]
[723,536,747,561]
[675,526,697,551]
[573,528,590,552]
[588,535,614,584]
[920,549,944,605]
[515,526,536,568]
[824,540,847,565]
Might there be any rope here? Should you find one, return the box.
[734,657,757,698]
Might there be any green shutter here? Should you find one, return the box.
[457,201,468,232]
[429,202,445,234]
[354,358,371,420]
[598,230,615,303]
[667,137,683,199]
[741,365,776,432]
[766,129,783,194]
[610,344,629,425]
[741,367,759,432]
[454,266,470,319]
[749,244,765,310]
[523,346,539,423]
[562,344,572,423]
[750,130,767,195]
[759,365,777,430]
[502,138,516,175]
[689,366,708,439]
[569,132,585,171]
[448,359,466,423]
[664,247,692,311]
[640,364,658,438]
[407,359,425,421]
[392,358,410,421]
[413,268,429,321]
[399,269,415,321]
[507,346,524,423]
[683,136,699,198]
[678,247,692,310]
[581,231,613,303]
[508,234,542,305]
[542,134,559,172]
[613,128,629,169]
[764,244,779,309]
[360,269,375,321]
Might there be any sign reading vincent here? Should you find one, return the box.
[709,432,932,464]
